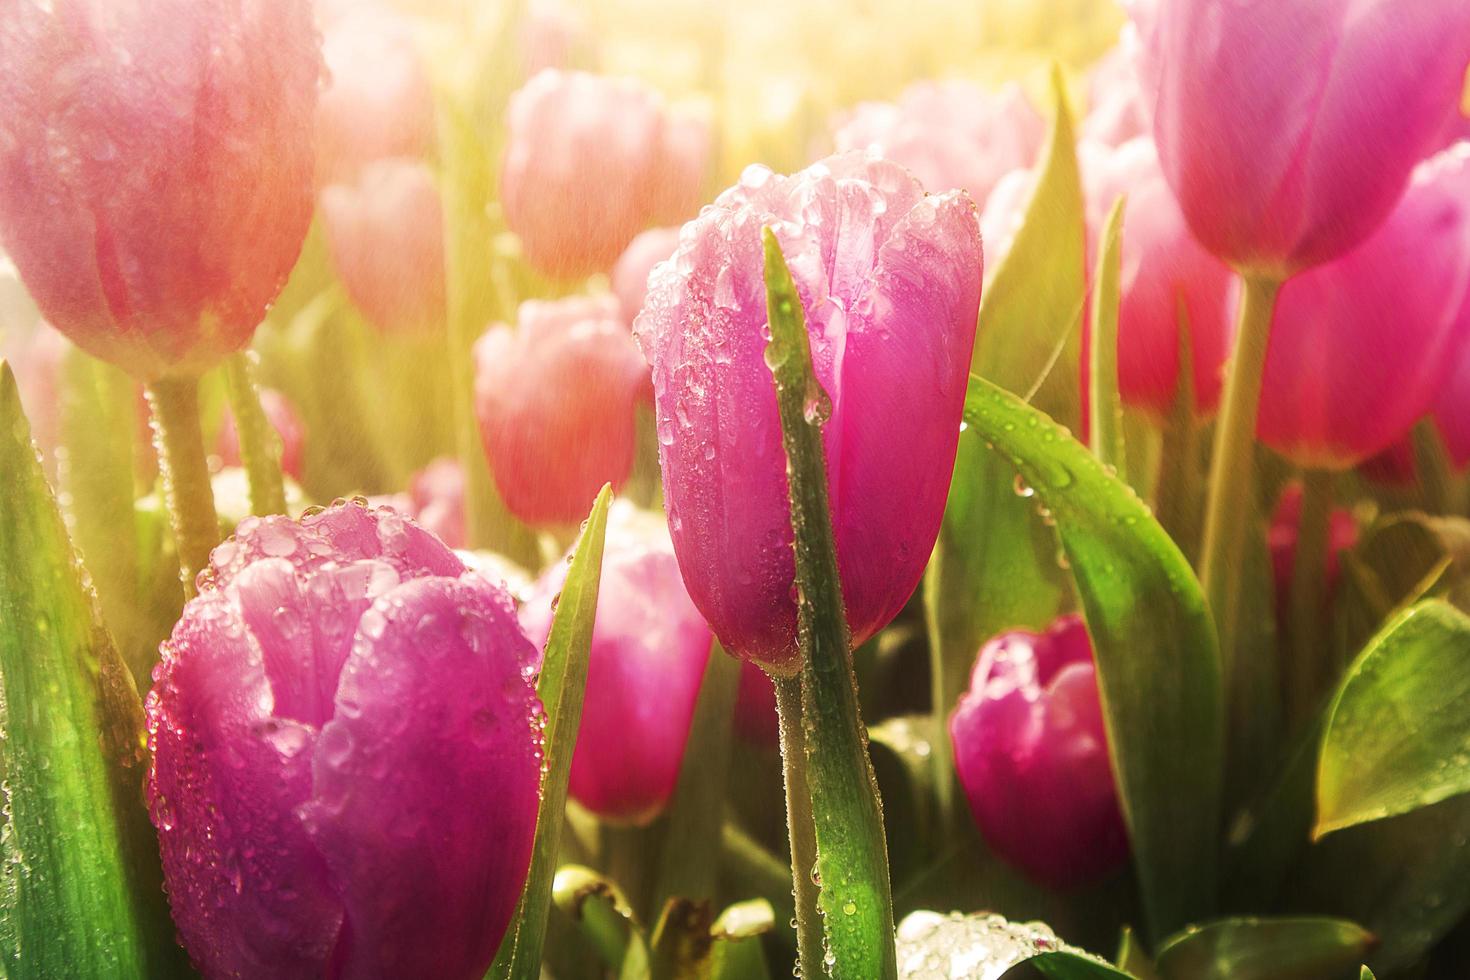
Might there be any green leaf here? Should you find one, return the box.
[1360,968,1375,980]
[490,485,612,980]
[0,362,185,977]
[1154,917,1373,980]
[552,864,645,972]
[926,64,1084,832]
[763,229,896,979]
[961,374,1223,940]
[1088,195,1127,481]
[1316,600,1470,836]
[1115,927,1160,980]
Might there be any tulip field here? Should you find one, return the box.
[5,0,1470,977]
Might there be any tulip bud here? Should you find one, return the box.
[949,615,1128,889]
[216,387,306,481]
[474,295,648,525]
[316,9,436,184]
[1131,0,1470,277]
[146,501,541,978]
[832,80,1045,209]
[0,0,321,382]
[1268,483,1359,618]
[520,502,712,824]
[612,227,682,324]
[320,159,446,334]
[635,153,982,672]
[500,70,711,278]
[1256,145,1470,468]
[734,661,780,745]
[1079,137,1236,419]
[406,456,467,551]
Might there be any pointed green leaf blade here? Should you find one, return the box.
[1088,195,1127,481]
[1155,917,1373,980]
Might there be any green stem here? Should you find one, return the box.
[1285,470,1333,727]
[922,558,959,840]
[223,352,287,516]
[773,674,822,980]
[1198,275,1282,675]
[145,375,220,599]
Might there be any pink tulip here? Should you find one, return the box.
[316,9,435,185]
[949,615,1128,889]
[520,502,712,824]
[474,295,648,525]
[0,0,321,382]
[1256,145,1470,469]
[1131,0,1470,277]
[1081,38,1148,148]
[147,500,541,978]
[1079,137,1236,419]
[832,80,1045,209]
[733,661,780,745]
[612,227,682,324]
[500,70,711,279]
[320,159,446,334]
[406,456,468,551]
[520,0,588,78]
[1268,483,1359,615]
[635,154,982,672]
[216,388,306,481]
[651,106,714,225]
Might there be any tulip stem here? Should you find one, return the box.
[223,352,287,516]
[773,674,823,980]
[1285,469,1334,727]
[145,375,220,598]
[1198,275,1281,676]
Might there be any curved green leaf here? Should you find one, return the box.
[552,864,644,973]
[1155,917,1373,980]
[961,374,1223,939]
[1316,600,1470,837]
[490,485,612,979]
[1088,195,1127,480]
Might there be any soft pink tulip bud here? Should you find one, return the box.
[216,388,306,481]
[520,0,588,78]
[1131,0,1470,277]
[475,295,648,525]
[612,227,682,324]
[1256,145,1470,468]
[832,80,1045,209]
[520,502,713,824]
[652,106,714,225]
[407,456,467,550]
[1269,483,1359,614]
[501,70,711,278]
[146,501,541,978]
[0,0,321,382]
[635,153,982,672]
[1081,37,1148,148]
[1079,137,1236,419]
[949,615,1128,889]
[733,661,779,745]
[316,9,436,184]
[320,158,446,334]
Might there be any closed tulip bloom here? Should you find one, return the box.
[146,500,542,978]
[833,80,1045,209]
[949,616,1128,889]
[1080,137,1236,419]
[216,388,306,481]
[1132,0,1470,277]
[612,227,682,324]
[316,9,435,185]
[320,159,446,334]
[1256,145,1470,468]
[635,153,982,672]
[520,502,712,824]
[474,295,648,525]
[0,0,321,382]
[501,70,711,278]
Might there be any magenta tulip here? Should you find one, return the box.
[1079,137,1236,419]
[832,80,1044,209]
[734,661,780,746]
[475,295,648,525]
[216,388,306,481]
[1268,483,1359,617]
[1131,0,1470,277]
[949,615,1128,889]
[320,159,446,334]
[520,502,712,824]
[146,500,541,978]
[1256,145,1470,468]
[316,9,436,184]
[0,0,321,382]
[635,153,982,672]
[612,227,682,324]
[500,70,711,279]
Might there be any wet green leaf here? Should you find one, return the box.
[961,374,1223,940]
[1088,195,1127,481]
[1155,917,1373,980]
